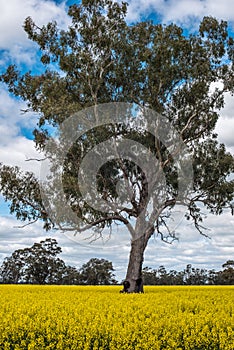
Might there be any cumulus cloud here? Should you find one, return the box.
[0,0,69,66]
[0,215,131,281]
[215,92,234,151]
[0,209,233,281]
[0,137,42,175]
[0,84,42,175]
[144,210,234,273]
[126,0,234,27]
[0,0,68,49]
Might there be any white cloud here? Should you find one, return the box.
[126,0,234,27]
[215,92,234,150]
[0,137,42,175]
[0,85,42,176]
[0,215,130,281]
[0,0,68,49]
[144,210,234,273]
[0,88,22,143]
[0,0,69,66]
[0,208,233,282]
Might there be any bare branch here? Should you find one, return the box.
[13,219,39,229]
[25,157,47,162]
[56,214,135,237]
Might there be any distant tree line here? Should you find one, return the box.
[142,261,234,285]
[0,238,233,285]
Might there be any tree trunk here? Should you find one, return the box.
[123,234,147,293]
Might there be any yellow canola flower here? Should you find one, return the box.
[0,285,233,349]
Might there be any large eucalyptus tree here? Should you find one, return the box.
[1,0,233,292]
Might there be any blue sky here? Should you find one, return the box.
[0,0,234,281]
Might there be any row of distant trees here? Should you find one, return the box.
[142,262,234,285]
[0,238,233,285]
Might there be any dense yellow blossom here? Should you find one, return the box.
[0,285,233,349]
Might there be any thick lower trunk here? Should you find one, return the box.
[121,235,147,293]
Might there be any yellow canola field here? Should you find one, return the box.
[0,285,233,349]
